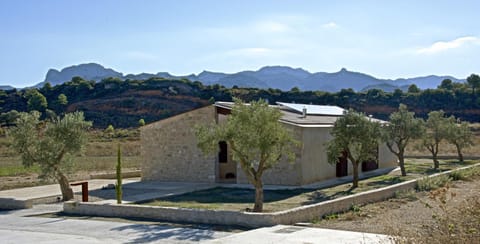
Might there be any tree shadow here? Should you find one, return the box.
[365,176,403,187]
[301,187,355,206]
[110,222,220,243]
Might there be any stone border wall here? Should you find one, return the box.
[63,163,479,228]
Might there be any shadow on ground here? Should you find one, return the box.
[110,223,219,243]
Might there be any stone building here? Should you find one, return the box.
[141,102,397,186]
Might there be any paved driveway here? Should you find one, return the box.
[0,204,232,243]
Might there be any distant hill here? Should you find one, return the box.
[31,63,465,92]
[0,85,14,90]
[1,75,478,128]
[38,63,123,87]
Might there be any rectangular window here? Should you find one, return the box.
[218,141,228,163]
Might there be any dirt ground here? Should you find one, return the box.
[312,176,480,240]
[0,169,138,191]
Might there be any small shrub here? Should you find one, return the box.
[395,189,418,201]
[449,166,480,181]
[104,124,114,134]
[350,204,361,213]
[324,213,339,220]
[449,170,468,181]
[416,174,451,191]
[311,217,321,224]
[138,118,145,127]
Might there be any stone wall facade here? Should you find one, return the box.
[141,105,217,182]
[141,104,398,185]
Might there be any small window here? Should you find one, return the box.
[218,141,228,163]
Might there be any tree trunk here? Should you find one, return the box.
[57,172,74,201]
[352,161,359,188]
[456,145,464,163]
[398,154,406,176]
[433,153,439,170]
[253,178,264,212]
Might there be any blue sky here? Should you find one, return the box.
[1,0,479,87]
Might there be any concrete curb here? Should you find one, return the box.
[90,171,141,179]
[63,163,480,227]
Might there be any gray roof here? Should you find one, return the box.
[215,101,387,127]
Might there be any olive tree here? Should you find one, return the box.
[446,120,473,163]
[327,109,381,188]
[420,110,450,169]
[467,73,480,94]
[195,99,298,212]
[381,104,424,176]
[26,89,48,112]
[8,111,92,201]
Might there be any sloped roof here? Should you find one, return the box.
[215,101,386,127]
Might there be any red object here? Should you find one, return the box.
[70,181,89,202]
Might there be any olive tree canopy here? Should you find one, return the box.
[327,109,381,188]
[195,99,298,212]
[8,111,92,200]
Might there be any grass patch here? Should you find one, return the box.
[416,174,451,191]
[73,156,140,172]
[405,159,476,175]
[0,163,41,177]
[449,166,480,181]
[0,156,141,177]
[142,187,313,212]
[395,189,418,201]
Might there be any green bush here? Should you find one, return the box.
[416,174,451,191]
[138,118,145,127]
[104,124,114,134]
[450,166,480,181]
[323,213,339,220]
[449,170,468,181]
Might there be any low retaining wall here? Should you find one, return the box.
[63,163,479,228]
[0,198,32,210]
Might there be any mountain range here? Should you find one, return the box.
[7,63,466,92]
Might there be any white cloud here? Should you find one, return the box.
[417,36,480,54]
[322,22,339,29]
[254,20,290,33]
